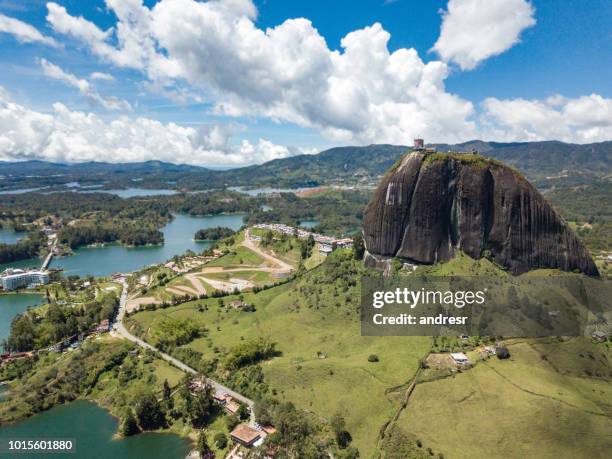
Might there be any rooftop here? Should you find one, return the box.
[231,424,261,445]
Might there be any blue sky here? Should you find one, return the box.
[0,0,610,166]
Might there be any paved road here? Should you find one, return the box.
[113,279,255,410]
[41,237,58,270]
[243,228,294,272]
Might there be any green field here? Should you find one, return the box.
[206,246,264,268]
[128,253,432,456]
[393,338,611,459]
[127,250,612,457]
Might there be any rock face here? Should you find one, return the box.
[363,151,598,275]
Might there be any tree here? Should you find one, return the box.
[178,376,214,427]
[196,431,214,459]
[189,386,214,427]
[163,379,172,400]
[5,314,36,352]
[237,403,249,420]
[225,415,240,431]
[352,233,365,260]
[162,378,173,410]
[133,390,165,430]
[253,398,275,426]
[331,412,352,449]
[119,408,139,437]
[214,432,228,449]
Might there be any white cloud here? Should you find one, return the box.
[0,86,301,166]
[46,2,110,44]
[481,94,612,142]
[90,71,114,82]
[45,0,477,145]
[433,0,535,70]
[27,0,608,151]
[40,59,131,111]
[0,12,58,46]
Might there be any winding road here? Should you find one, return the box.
[113,279,255,410]
[242,228,294,272]
[113,229,298,416]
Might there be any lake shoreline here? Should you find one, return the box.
[0,398,193,458]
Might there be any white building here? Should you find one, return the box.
[450,352,469,365]
[1,269,49,290]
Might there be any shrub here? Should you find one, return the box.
[214,432,228,449]
[225,415,240,431]
[367,354,379,363]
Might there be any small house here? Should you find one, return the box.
[450,352,469,365]
[96,319,110,333]
[230,424,261,447]
[230,300,247,309]
[214,392,232,404]
[225,401,240,415]
[318,244,333,256]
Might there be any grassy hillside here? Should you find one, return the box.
[395,338,611,459]
[126,249,611,458]
[127,251,432,456]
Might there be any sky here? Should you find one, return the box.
[0,0,610,166]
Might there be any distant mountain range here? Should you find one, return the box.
[1,140,610,192]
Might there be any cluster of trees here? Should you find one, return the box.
[153,317,205,350]
[119,374,216,437]
[194,226,236,241]
[224,337,280,370]
[59,222,163,248]
[0,231,46,263]
[0,341,132,422]
[296,250,360,313]
[254,399,359,458]
[167,191,261,216]
[3,290,119,352]
[245,189,371,236]
[546,182,611,253]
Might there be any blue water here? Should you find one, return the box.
[0,401,190,459]
[0,187,46,195]
[49,214,245,277]
[300,220,320,229]
[87,188,178,198]
[0,293,43,346]
[0,228,24,244]
[229,186,314,196]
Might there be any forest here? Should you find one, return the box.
[0,231,46,264]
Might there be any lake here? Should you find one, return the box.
[229,186,314,196]
[0,214,245,277]
[86,188,178,198]
[0,228,24,244]
[0,293,43,346]
[300,220,320,229]
[0,187,177,198]
[0,401,190,459]
[0,187,47,195]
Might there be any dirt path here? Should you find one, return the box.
[166,285,198,296]
[242,229,294,272]
[185,273,207,295]
[196,276,254,293]
[114,280,256,418]
[126,296,160,313]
